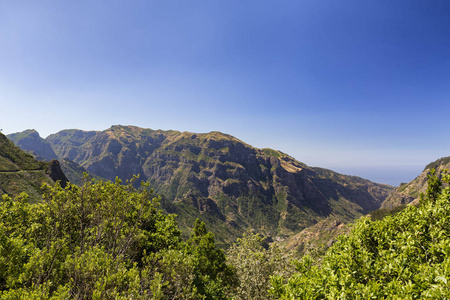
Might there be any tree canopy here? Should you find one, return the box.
[0,177,233,299]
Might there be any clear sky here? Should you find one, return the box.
[1,1,450,186]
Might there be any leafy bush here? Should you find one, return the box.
[271,169,450,298]
[227,231,294,300]
[0,177,234,299]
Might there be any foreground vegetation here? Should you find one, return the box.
[0,176,294,299]
[0,176,230,299]
[271,170,450,298]
[2,169,450,299]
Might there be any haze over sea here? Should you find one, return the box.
[2,1,450,186]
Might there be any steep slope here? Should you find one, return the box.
[7,131,103,185]
[41,125,393,243]
[0,133,67,202]
[381,156,450,209]
[282,217,352,256]
[8,129,58,161]
[57,158,106,185]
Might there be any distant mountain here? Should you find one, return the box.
[57,157,106,186]
[381,156,450,209]
[11,125,394,244]
[0,132,67,202]
[7,130,102,185]
[8,129,58,161]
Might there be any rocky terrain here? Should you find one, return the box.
[381,156,450,209]
[9,125,394,244]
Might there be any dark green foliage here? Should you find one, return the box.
[271,170,450,298]
[0,178,235,299]
[187,219,235,299]
[421,168,442,203]
[424,156,450,171]
[370,204,406,221]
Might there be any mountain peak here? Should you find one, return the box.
[8,129,40,140]
[7,129,57,161]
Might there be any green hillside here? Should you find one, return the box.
[37,125,393,244]
[0,133,58,202]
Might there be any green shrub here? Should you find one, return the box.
[271,169,450,298]
[0,177,234,299]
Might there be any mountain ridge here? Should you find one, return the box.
[381,156,450,209]
[8,129,58,161]
[8,125,394,244]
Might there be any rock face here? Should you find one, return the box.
[381,157,450,209]
[37,125,393,243]
[8,129,57,161]
[47,159,69,188]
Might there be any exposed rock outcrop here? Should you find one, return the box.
[47,159,69,188]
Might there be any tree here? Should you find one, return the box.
[0,177,181,298]
[187,219,235,299]
[0,177,238,299]
[227,231,294,300]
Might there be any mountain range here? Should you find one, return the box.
[8,125,394,245]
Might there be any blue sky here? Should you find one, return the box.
[1,1,450,185]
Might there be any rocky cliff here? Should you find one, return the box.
[8,129,57,161]
[34,125,393,243]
